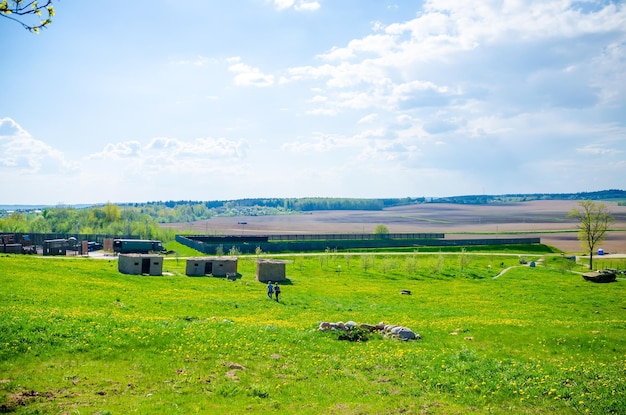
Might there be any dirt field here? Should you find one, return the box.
[162,200,626,254]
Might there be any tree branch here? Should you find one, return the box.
[0,0,55,32]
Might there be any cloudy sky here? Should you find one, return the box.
[1,0,625,205]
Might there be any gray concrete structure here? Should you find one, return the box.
[118,254,163,276]
[256,259,288,282]
[185,256,238,277]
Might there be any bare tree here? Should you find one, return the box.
[568,200,614,270]
[1,0,55,33]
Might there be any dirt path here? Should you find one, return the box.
[492,265,522,279]
[492,257,545,279]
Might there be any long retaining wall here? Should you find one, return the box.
[268,233,445,241]
[176,234,541,255]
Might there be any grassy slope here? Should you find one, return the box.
[1,253,625,414]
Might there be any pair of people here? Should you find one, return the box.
[267,281,281,302]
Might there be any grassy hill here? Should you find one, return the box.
[1,253,625,414]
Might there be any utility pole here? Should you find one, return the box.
[237,221,247,235]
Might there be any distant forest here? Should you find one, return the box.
[0,191,624,238]
[430,189,626,205]
[122,190,626,222]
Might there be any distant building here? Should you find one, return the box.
[43,239,69,256]
[0,243,23,254]
[256,259,288,282]
[186,256,238,277]
[118,254,163,276]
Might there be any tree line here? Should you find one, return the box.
[432,189,626,204]
[0,203,175,241]
[133,197,423,214]
[0,198,424,240]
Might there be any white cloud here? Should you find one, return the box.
[271,0,320,12]
[88,141,142,160]
[295,1,320,12]
[227,57,275,87]
[0,117,28,137]
[422,116,464,134]
[169,55,214,66]
[417,1,626,45]
[309,95,327,103]
[577,145,623,157]
[89,136,247,168]
[358,140,419,162]
[285,0,626,115]
[284,64,340,83]
[358,113,379,124]
[305,108,338,116]
[271,2,625,194]
[0,118,76,174]
[282,128,389,155]
[282,131,360,153]
[318,34,398,62]
[272,0,294,11]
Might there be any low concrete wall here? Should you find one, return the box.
[176,235,541,255]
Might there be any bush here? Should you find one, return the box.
[337,327,371,342]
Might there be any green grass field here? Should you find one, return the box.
[1,250,625,414]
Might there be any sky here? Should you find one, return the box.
[1,0,625,205]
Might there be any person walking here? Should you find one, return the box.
[267,281,274,299]
[273,282,281,302]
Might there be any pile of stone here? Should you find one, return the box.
[318,320,421,341]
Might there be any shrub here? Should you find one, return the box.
[337,327,371,342]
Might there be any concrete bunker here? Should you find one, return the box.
[118,253,163,276]
[256,259,288,282]
[186,256,238,277]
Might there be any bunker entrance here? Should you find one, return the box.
[142,258,151,274]
[204,262,213,275]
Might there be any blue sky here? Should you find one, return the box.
[1,0,625,205]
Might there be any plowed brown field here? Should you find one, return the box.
[162,200,626,253]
